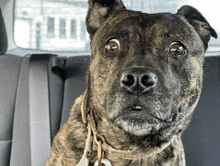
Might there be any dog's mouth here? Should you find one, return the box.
[113,103,177,136]
[132,105,143,111]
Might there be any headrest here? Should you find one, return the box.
[0,8,8,54]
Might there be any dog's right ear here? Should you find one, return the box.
[86,0,125,39]
[177,5,217,50]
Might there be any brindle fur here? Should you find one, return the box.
[46,0,217,165]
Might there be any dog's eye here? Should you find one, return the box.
[105,39,120,54]
[169,42,186,56]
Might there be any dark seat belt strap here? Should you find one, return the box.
[29,54,52,166]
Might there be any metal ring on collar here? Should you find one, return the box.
[94,158,112,166]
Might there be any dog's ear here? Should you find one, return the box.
[86,0,125,39]
[177,5,217,50]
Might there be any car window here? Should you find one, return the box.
[14,0,219,53]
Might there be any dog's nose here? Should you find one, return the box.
[120,70,158,94]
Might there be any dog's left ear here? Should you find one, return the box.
[177,5,217,50]
[86,0,125,39]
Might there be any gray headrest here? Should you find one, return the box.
[0,8,8,54]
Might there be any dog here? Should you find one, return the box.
[46,0,217,165]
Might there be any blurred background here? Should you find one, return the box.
[14,0,220,53]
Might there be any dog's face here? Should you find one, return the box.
[86,0,217,137]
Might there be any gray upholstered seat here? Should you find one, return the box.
[0,7,23,166]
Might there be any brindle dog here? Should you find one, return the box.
[46,0,217,165]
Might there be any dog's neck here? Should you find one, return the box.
[84,89,187,163]
[89,110,184,164]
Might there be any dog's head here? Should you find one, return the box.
[86,0,217,137]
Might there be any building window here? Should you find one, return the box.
[71,19,77,39]
[36,23,41,49]
[47,17,55,38]
[80,21,86,40]
[60,18,66,38]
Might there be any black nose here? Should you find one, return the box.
[120,70,158,94]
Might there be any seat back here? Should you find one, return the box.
[182,56,220,166]
[60,56,90,127]
[0,54,22,166]
[0,7,23,166]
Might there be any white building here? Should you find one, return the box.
[14,0,188,51]
[123,0,188,13]
[14,0,89,51]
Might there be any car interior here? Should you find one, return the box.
[0,0,220,166]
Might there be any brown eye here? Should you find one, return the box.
[105,39,120,54]
[169,42,186,56]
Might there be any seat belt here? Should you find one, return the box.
[11,54,54,166]
[29,54,52,166]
